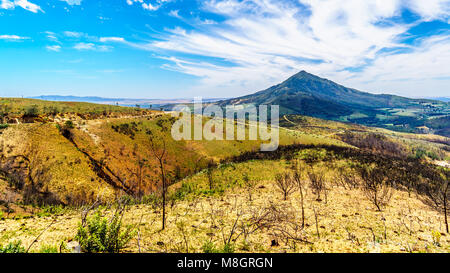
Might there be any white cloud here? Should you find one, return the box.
[336,34,450,97]
[126,0,143,5]
[0,0,43,13]
[99,37,125,43]
[126,0,171,12]
[127,0,450,97]
[0,34,29,40]
[407,0,450,21]
[46,45,61,52]
[60,0,82,5]
[43,31,59,42]
[74,42,112,52]
[63,31,84,38]
[0,0,14,9]
[169,9,180,18]
[142,0,407,95]
[74,42,94,50]
[142,2,158,11]
[199,18,217,25]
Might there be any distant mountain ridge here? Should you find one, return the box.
[218,71,450,136]
[220,71,437,117]
[30,95,225,108]
[31,95,118,102]
[425,97,450,102]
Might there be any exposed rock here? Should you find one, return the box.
[67,241,81,253]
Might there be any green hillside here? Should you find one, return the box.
[218,71,450,136]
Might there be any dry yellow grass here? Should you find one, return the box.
[1,159,448,253]
[1,108,448,253]
[0,123,116,204]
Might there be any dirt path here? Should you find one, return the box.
[79,120,102,146]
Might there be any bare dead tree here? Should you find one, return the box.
[307,168,326,202]
[336,167,359,189]
[175,220,190,253]
[312,206,320,239]
[207,198,247,251]
[243,173,256,202]
[423,169,449,233]
[126,145,148,199]
[357,165,393,212]
[206,161,215,191]
[395,162,420,197]
[292,171,306,228]
[26,218,59,253]
[146,119,171,230]
[133,144,147,198]
[290,160,306,228]
[275,173,296,201]
[249,203,312,246]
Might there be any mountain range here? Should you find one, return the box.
[218,71,450,136]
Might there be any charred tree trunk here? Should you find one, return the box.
[158,157,167,230]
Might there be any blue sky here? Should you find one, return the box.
[0,0,449,99]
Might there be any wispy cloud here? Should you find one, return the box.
[339,34,450,96]
[63,31,84,38]
[0,34,29,41]
[99,37,125,43]
[123,0,450,96]
[169,9,180,18]
[144,0,406,94]
[74,42,112,51]
[46,45,61,52]
[407,0,450,21]
[60,0,82,5]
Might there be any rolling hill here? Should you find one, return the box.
[218,71,450,136]
[1,98,449,253]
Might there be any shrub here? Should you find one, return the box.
[64,120,74,129]
[36,205,65,218]
[39,244,58,253]
[57,121,74,140]
[44,106,60,115]
[142,193,162,207]
[202,240,218,253]
[75,210,135,253]
[23,105,39,117]
[111,123,139,139]
[172,183,193,201]
[222,243,235,253]
[0,241,25,253]
[415,148,427,159]
[431,230,441,246]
